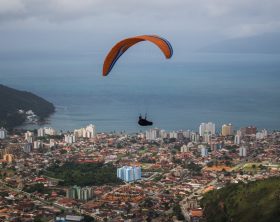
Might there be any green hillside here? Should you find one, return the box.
[201,177,280,222]
[0,84,55,128]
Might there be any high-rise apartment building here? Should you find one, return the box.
[256,129,268,140]
[199,145,208,157]
[0,128,7,139]
[241,126,257,135]
[222,123,234,136]
[169,131,178,139]
[74,124,96,138]
[67,185,93,201]
[44,127,57,136]
[33,141,43,149]
[199,122,215,136]
[181,145,189,153]
[64,134,76,144]
[190,132,200,142]
[117,166,141,182]
[239,146,247,157]
[234,134,241,145]
[37,128,45,137]
[25,131,34,143]
[145,128,160,141]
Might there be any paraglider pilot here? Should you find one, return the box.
[138,114,153,126]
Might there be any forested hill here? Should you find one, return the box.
[201,177,280,222]
[0,84,55,129]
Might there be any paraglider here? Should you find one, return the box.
[102,35,173,126]
[102,35,173,76]
[138,114,153,126]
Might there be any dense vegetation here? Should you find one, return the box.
[201,177,280,222]
[173,203,185,220]
[44,162,123,186]
[23,183,50,194]
[0,84,55,128]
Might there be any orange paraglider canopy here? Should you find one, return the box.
[102,35,173,76]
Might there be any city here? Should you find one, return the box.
[0,123,279,221]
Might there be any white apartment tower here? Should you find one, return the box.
[0,128,7,139]
[25,131,34,143]
[199,145,208,157]
[146,128,160,141]
[85,124,96,138]
[169,131,178,139]
[44,127,56,136]
[37,128,45,137]
[74,124,96,138]
[64,134,76,144]
[199,122,215,136]
[234,135,241,145]
[239,146,247,157]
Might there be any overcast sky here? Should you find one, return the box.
[0,0,280,60]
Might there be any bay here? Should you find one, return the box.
[0,53,279,133]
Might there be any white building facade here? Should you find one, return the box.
[117,166,142,182]
[199,122,215,137]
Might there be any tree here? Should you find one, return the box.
[225,160,232,166]
[83,215,95,222]
[173,204,185,220]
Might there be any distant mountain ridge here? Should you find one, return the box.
[0,84,55,129]
[201,32,280,54]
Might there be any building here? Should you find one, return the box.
[236,130,242,137]
[44,127,57,136]
[199,122,215,136]
[3,154,13,163]
[37,128,45,137]
[34,141,43,149]
[241,126,257,135]
[64,134,76,144]
[183,130,191,138]
[0,128,7,139]
[23,143,32,153]
[169,131,178,139]
[55,215,84,222]
[199,145,208,157]
[25,131,34,143]
[190,132,200,142]
[256,129,268,140]
[203,132,211,144]
[210,141,219,151]
[80,187,93,201]
[49,139,56,148]
[74,124,96,138]
[37,127,56,136]
[234,135,241,145]
[222,123,234,136]
[181,144,189,153]
[159,130,168,139]
[145,128,160,141]
[85,124,96,138]
[239,146,247,157]
[67,186,93,201]
[117,166,141,182]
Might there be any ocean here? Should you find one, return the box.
[0,52,280,133]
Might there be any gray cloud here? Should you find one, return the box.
[0,0,279,57]
[1,0,279,36]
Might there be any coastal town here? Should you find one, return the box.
[0,123,279,222]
